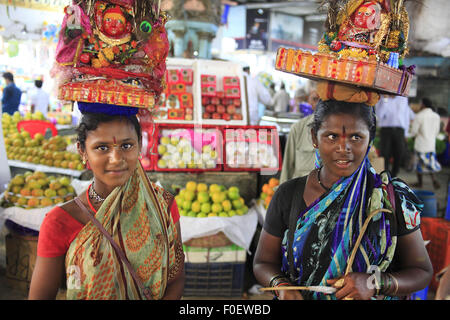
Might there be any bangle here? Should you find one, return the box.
[272,281,290,297]
[269,273,288,288]
[390,273,399,295]
[374,274,380,296]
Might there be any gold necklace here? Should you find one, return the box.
[94,28,132,46]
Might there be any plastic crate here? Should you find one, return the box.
[410,286,428,300]
[420,218,450,291]
[223,125,281,173]
[152,123,223,172]
[183,262,245,297]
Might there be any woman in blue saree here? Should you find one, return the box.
[253,99,433,300]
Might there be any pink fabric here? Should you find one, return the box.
[55,4,92,64]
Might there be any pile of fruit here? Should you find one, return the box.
[259,178,279,209]
[3,171,76,209]
[202,95,243,121]
[176,181,248,218]
[156,129,220,170]
[3,113,83,170]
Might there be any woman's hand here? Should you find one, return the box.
[277,289,304,300]
[327,272,375,300]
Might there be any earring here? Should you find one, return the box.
[313,143,318,149]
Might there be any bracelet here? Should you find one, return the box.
[390,273,399,295]
[272,281,290,297]
[269,273,288,288]
[384,273,392,294]
[374,274,380,296]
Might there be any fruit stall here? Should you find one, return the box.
[1,111,88,292]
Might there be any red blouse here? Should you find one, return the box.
[37,202,180,258]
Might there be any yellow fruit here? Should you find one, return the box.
[20,188,32,197]
[185,181,197,192]
[208,213,217,217]
[191,201,201,213]
[40,198,53,207]
[196,183,208,193]
[211,203,223,213]
[31,189,44,197]
[184,190,195,202]
[222,200,232,212]
[27,197,40,208]
[209,184,221,194]
[201,203,211,214]
[197,191,209,203]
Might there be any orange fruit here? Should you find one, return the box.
[268,178,279,188]
[266,188,274,196]
[262,184,270,194]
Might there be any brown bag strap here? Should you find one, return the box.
[74,197,153,300]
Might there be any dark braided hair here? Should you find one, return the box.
[76,112,142,151]
[310,100,377,142]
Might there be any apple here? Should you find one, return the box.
[226,105,236,115]
[205,104,216,114]
[211,97,220,105]
[233,99,241,107]
[222,98,231,105]
[202,96,210,105]
[222,113,231,121]
[203,112,211,119]
[232,114,243,120]
[212,113,221,120]
[216,105,226,114]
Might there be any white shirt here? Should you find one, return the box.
[271,89,291,113]
[375,96,414,136]
[30,88,50,116]
[410,108,441,153]
[243,73,272,125]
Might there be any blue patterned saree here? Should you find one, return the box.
[281,150,423,300]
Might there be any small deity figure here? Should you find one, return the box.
[338,1,382,45]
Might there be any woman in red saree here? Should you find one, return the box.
[29,105,184,299]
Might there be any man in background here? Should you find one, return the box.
[271,82,290,113]
[1,72,22,115]
[30,79,50,117]
[243,66,272,125]
[375,94,412,177]
[280,88,319,184]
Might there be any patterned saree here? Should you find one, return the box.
[281,149,423,300]
[65,163,183,300]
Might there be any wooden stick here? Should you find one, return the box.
[260,286,337,294]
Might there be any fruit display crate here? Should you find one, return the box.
[150,123,223,172]
[222,125,281,173]
[153,58,197,124]
[420,217,450,291]
[196,60,248,126]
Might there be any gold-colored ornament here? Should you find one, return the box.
[94,28,132,46]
